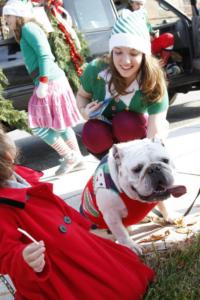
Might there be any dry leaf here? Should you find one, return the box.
[174,217,185,228]
[186,220,197,226]
[175,228,192,234]
[139,230,170,243]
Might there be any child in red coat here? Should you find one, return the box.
[0,126,154,300]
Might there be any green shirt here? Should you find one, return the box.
[20,22,64,85]
[80,59,169,119]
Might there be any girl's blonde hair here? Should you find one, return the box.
[13,17,48,42]
[0,126,17,187]
[106,53,167,103]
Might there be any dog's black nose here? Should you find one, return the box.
[147,164,167,190]
[147,164,161,174]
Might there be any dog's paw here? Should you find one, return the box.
[118,239,143,255]
[129,242,143,255]
[164,212,183,224]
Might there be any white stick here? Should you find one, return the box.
[17,228,39,245]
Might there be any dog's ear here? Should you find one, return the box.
[112,144,123,167]
[107,144,123,192]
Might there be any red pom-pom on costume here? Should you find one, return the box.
[112,111,147,142]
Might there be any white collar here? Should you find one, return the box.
[98,69,139,106]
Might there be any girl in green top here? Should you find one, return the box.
[77,9,169,158]
[3,0,84,176]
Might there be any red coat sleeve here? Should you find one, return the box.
[0,209,51,284]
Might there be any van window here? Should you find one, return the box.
[147,1,179,25]
[63,0,116,32]
[114,0,200,18]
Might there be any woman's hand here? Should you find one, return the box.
[23,241,46,273]
[77,85,101,120]
[81,101,102,120]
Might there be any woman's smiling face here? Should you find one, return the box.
[112,47,143,84]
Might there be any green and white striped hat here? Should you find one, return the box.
[109,9,151,55]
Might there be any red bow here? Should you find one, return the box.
[46,0,63,15]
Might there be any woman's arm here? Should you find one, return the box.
[22,23,51,77]
[76,85,102,120]
[147,111,169,140]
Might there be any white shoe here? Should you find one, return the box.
[55,153,85,176]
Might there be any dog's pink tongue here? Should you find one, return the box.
[168,185,187,197]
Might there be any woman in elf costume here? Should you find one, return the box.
[0,125,154,299]
[3,0,83,176]
[77,10,169,158]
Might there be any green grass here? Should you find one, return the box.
[143,235,200,300]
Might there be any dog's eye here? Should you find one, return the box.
[132,164,143,173]
[161,158,169,164]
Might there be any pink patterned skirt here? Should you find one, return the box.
[28,76,83,130]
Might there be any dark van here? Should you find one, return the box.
[152,0,200,103]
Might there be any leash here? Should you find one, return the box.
[152,187,200,218]
[183,187,200,216]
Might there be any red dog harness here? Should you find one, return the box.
[81,156,158,229]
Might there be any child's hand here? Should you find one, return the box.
[36,82,48,98]
[36,77,48,99]
[159,58,166,68]
[23,241,46,273]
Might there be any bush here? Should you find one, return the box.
[0,69,29,131]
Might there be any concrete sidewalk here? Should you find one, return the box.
[0,122,200,299]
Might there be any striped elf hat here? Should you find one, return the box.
[109,9,151,55]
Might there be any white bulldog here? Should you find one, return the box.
[81,139,186,254]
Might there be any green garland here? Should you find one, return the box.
[47,14,89,93]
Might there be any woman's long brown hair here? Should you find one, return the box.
[0,126,17,187]
[13,17,48,43]
[105,53,167,103]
